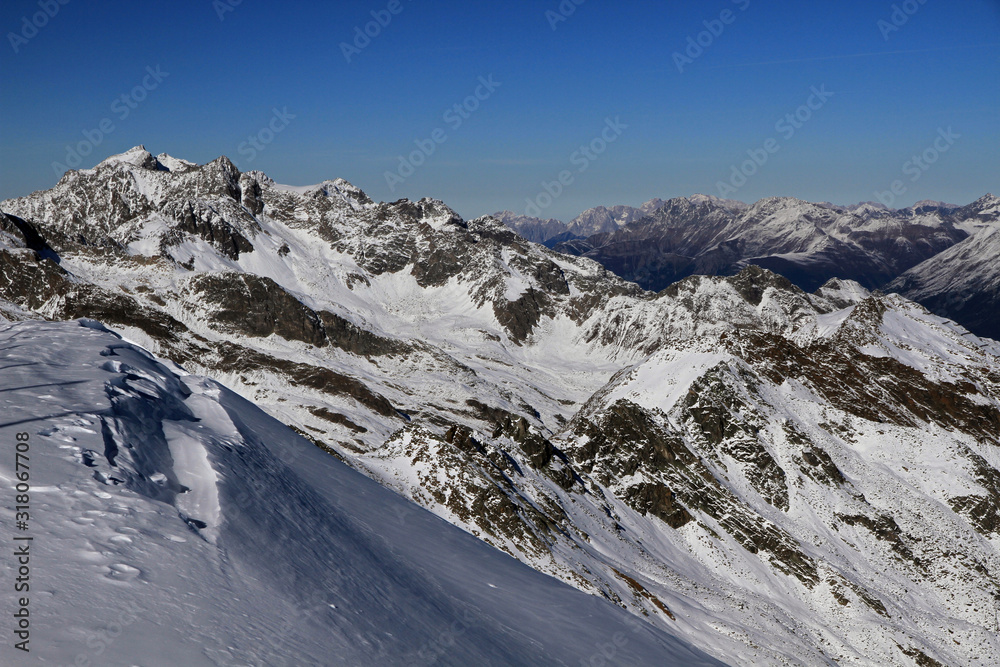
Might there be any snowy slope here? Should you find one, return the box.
[0,316,723,666]
[556,295,1000,665]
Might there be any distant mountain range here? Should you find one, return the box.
[496,193,1000,339]
[493,195,746,246]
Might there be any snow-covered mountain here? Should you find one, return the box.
[492,197,692,247]
[552,195,740,287]
[553,195,990,295]
[0,316,720,666]
[567,198,672,237]
[888,194,1000,340]
[2,147,1000,666]
[490,210,569,246]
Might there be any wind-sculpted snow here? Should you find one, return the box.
[2,148,999,665]
[0,318,723,666]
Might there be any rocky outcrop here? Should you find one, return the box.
[186,273,327,345]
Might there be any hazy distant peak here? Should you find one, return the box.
[687,193,748,211]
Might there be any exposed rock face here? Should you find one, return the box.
[624,482,693,529]
[0,245,68,311]
[0,210,58,257]
[565,397,819,586]
[208,342,400,419]
[161,199,256,259]
[4,148,259,252]
[2,148,1000,666]
[185,273,327,345]
[563,198,684,239]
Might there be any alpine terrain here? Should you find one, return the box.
[888,194,1000,341]
[2,146,999,666]
[529,195,1000,342]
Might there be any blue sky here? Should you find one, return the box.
[1,0,997,221]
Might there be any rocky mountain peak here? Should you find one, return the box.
[814,277,871,308]
[203,154,241,181]
[742,195,818,218]
[910,199,958,210]
[555,189,1000,298]
[971,192,1000,215]
[567,198,672,236]
[155,152,198,173]
[491,210,560,226]
[489,211,570,246]
[687,192,747,211]
[322,178,371,202]
[724,264,800,305]
[653,194,735,220]
[95,145,162,171]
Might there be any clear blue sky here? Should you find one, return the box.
[1,0,998,220]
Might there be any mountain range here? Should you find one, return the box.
[2,146,999,666]
[496,193,1000,340]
